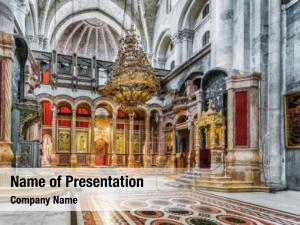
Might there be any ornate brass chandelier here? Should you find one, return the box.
[100,1,158,112]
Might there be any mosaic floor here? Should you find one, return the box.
[83,190,300,225]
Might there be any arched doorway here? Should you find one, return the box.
[95,138,108,166]
[198,70,227,169]
[175,115,189,168]
[94,105,112,166]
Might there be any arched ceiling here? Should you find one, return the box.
[25,0,160,60]
[57,19,120,61]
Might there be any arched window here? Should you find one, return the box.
[202,31,210,46]
[202,4,210,19]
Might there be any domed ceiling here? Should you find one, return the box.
[57,18,120,61]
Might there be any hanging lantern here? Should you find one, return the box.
[99,26,159,112]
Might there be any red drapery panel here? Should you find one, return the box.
[76,121,89,128]
[58,120,71,127]
[117,124,124,129]
[76,107,90,127]
[59,106,72,115]
[117,111,126,118]
[235,91,248,146]
[41,70,49,84]
[42,102,52,125]
[77,107,90,116]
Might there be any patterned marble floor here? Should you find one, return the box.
[83,190,300,225]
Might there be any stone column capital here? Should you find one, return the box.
[225,73,260,90]
[0,32,14,60]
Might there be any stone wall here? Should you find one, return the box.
[284,0,300,191]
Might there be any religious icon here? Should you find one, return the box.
[76,131,88,152]
[166,131,173,153]
[58,129,71,152]
[133,132,140,154]
[285,92,300,148]
[116,131,125,154]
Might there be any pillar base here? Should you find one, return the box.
[89,154,95,167]
[70,154,77,168]
[50,154,57,167]
[128,155,135,168]
[156,155,166,167]
[143,155,151,168]
[0,142,14,167]
[111,154,118,167]
[188,150,196,169]
[226,148,261,185]
[171,154,176,168]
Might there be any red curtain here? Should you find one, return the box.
[117,124,124,129]
[76,107,90,127]
[58,120,71,127]
[59,106,72,114]
[117,111,126,118]
[76,121,89,128]
[41,70,49,84]
[42,102,52,125]
[77,107,89,115]
[235,91,248,146]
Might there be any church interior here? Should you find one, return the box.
[0,0,300,224]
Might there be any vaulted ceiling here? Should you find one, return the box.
[25,0,159,60]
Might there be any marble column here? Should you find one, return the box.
[195,90,203,117]
[15,0,28,33]
[50,106,57,167]
[89,110,96,167]
[171,127,177,168]
[156,118,166,167]
[172,32,183,66]
[0,0,14,168]
[143,113,151,167]
[225,74,261,185]
[194,125,200,168]
[188,121,195,169]
[70,109,77,167]
[0,32,14,167]
[266,0,285,188]
[212,0,233,68]
[128,113,135,167]
[111,111,118,167]
[181,29,194,63]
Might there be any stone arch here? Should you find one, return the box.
[180,0,208,30]
[54,95,74,109]
[164,121,174,129]
[173,111,189,125]
[153,29,172,64]
[74,97,93,110]
[149,104,163,117]
[201,68,228,112]
[93,97,117,112]
[37,94,53,104]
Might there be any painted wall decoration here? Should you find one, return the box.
[116,130,125,154]
[166,131,173,153]
[76,131,89,153]
[58,129,71,152]
[285,92,300,148]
